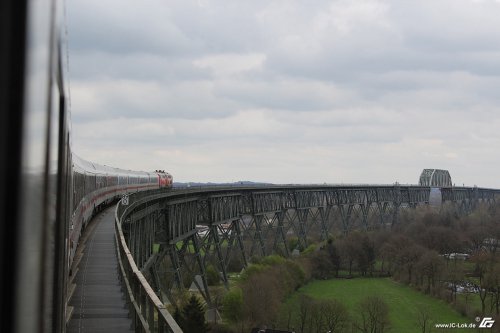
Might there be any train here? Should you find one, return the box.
[69,155,172,265]
[0,0,172,332]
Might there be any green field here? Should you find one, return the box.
[279,278,476,333]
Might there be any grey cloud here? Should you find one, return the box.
[212,79,357,111]
[71,78,241,122]
[68,0,200,56]
[70,52,211,82]
[68,0,500,187]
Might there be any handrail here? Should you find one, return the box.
[114,201,183,333]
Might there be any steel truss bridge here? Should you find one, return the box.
[113,184,498,331]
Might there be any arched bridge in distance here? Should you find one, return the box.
[111,178,500,332]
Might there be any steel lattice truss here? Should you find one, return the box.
[119,185,499,306]
[419,169,453,187]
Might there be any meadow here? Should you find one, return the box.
[278,277,476,333]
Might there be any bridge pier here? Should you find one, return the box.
[273,210,290,256]
[296,209,310,249]
[206,223,229,288]
[190,234,211,305]
[318,206,331,240]
[339,204,353,235]
[224,219,248,271]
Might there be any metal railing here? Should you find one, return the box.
[114,199,182,333]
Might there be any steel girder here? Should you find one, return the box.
[118,185,500,313]
[419,169,453,187]
[441,187,499,214]
[119,185,442,306]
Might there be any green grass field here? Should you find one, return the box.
[279,278,476,333]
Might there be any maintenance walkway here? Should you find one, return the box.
[68,206,133,333]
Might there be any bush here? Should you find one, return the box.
[223,255,309,329]
[226,253,244,273]
[206,264,221,286]
[302,244,317,255]
[239,264,266,281]
[283,260,306,288]
[260,254,285,266]
[209,323,236,333]
[288,237,300,251]
[222,287,243,324]
[178,295,209,333]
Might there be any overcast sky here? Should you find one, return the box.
[67,0,500,187]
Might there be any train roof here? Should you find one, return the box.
[72,154,156,177]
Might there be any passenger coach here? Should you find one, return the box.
[69,155,172,265]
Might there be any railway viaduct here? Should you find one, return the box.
[108,179,498,332]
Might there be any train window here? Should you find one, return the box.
[96,175,105,189]
[107,175,117,187]
[85,173,96,194]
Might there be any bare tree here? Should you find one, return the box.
[416,307,433,333]
[297,294,314,333]
[355,296,390,333]
[443,262,464,303]
[416,250,444,294]
[337,237,358,276]
[295,297,350,333]
[242,272,282,327]
[471,251,491,314]
[466,225,489,253]
[320,299,350,333]
[310,301,325,333]
[397,243,425,284]
[484,262,500,315]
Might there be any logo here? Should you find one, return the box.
[479,317,495,328]
[121,194,129,206]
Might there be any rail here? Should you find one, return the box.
[114,200,183,333]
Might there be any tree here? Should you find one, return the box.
[443,261,464,303]
[310,300,325,333]
[466,225,489,253]
[321,299,350,333]
[326,239,341,277]
[180,295,209,333]
[297,294,314,333]
[293,297,350,333]
[309,249,334,279]
[206,264,221,286]
[378,234,415,279]
[242,270,282,327]
[471,251,491,314]
[396,243,425,284]
[379,241,397,275]
[358,235,376,276]
[418,226,461,254]
[222,288,244,324]
[173,306,183,328]
[338,232,363,276]
[416,250,443,294]
[355,296,390,333]
[210,287,225,325]
[484,262,500,315]
[416,307,433,333]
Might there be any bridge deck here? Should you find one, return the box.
[68,206,133,333]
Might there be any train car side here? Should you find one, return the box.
[68,156,170,268]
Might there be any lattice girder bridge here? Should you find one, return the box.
[117,184,500,310]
